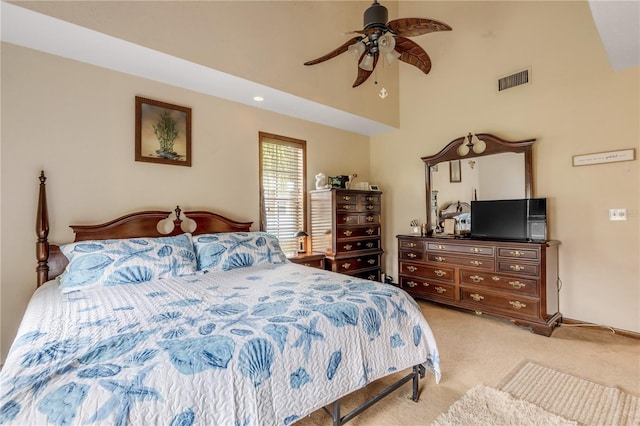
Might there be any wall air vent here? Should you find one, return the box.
[498,68,530,92]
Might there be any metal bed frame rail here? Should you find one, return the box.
[323,364,426,426]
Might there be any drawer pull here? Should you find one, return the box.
[367,259,376,265]
[344,244,353,250]
[492,276,501,281]
[343,205,351,210]
[344,217,354,223]
[303,263,311,267]
[408,242,417,248]
[470,260,483,266]
[470,293,484,301]
[422,282,430,287]
[408,253,417,258]
[366,205,375,210]
[366,242,374,248]
[342,196,352,201]
[366,228,375,235]
[434,270,446,277]
[510,265,524,271]
[470,275,484,283]
[366,216,375,222]
[509,301,526,310]
[341,263,351,269]
[470,247,481,253]
[366,196,374,201]
[406,266,418,272]
[407,281,417,288]
[436,245,446,250]
[343,230,353,236]
[509,281,526,289]
[510,251,524,256]
[435,256,446,262]
[435,286,446,294]
[367,274,376,280]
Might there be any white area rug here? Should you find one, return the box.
[434,360,640,425]
[432,384,577,425]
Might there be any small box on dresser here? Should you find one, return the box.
[310,189,383,281]
[397,235,561,336]
[287,253,325,269]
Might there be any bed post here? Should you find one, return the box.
[36,171,50,287]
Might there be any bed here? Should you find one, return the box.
[0,172,441,426]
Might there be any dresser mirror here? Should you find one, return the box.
[422,133,536,233]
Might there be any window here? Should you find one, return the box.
[259,132,306,255]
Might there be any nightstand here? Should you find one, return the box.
[287,253,325,269]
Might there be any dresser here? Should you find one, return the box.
[397,235,561,336]
[310,189,382,281]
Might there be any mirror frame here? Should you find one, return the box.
[421,133,536,233]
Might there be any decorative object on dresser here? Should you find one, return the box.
[397,236,561,336]
[287,252,325,269]
[294,230,309,253]
[310,188,382,281]
[408,132,562,336]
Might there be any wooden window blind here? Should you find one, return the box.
[259,132,307,255]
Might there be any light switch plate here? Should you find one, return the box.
[609,208,627,221]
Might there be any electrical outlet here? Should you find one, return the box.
[609,208,627,221]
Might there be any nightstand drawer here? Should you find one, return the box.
[288,253,325,269]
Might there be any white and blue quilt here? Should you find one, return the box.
[0,263,440,426]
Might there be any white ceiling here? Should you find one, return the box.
[0,1,396,137]
[588,0,640,72]
[1,1,638,137]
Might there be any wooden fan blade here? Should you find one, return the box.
[395,37,431,74]
[304,36,362,66]
[345,28,379,36]
[353,53,379,88]
[388,18,452,37]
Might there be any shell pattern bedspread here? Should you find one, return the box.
[0,263,440,425]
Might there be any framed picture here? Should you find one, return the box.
[135,96,192,166]
[449,160,461,182]
[369,184,380,191]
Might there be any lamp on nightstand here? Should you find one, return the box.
[294,230,308,253]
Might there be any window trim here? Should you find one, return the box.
[258,132,307,253]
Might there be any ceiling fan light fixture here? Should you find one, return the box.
[378,32,396,53]
[359,53,375,71]
[348,41,366,60]
[384,49,401,64]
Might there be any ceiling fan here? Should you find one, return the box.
[304,0,452,88]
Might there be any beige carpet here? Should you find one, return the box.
[435,360,640,426]
[497,360,640,426]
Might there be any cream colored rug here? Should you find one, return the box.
[497,360,640,426]
[432,384,577,425]
[434,360,640,426]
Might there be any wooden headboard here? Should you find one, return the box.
[36,171,253,287]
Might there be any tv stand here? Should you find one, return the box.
[397,235,561,336]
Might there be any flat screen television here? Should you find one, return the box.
[471,198,547,242]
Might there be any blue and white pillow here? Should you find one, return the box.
[59,233,197,292]
[193,232,287,272]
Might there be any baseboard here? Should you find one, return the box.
[560,317,640,340]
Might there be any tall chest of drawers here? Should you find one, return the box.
[310,189,382,281]
[397,235,561,336]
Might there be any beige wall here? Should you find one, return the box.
[371,1,639,333]
[0,43,371,360]
[16,1,400,128]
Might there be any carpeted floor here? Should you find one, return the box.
[295,300,640,425]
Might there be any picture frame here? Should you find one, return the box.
[135,96,192,166]
[449,160,461,182]
[369,184,380,191]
